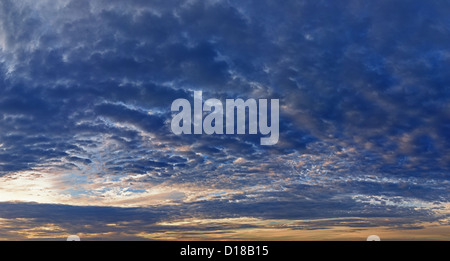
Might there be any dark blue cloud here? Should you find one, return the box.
[0,199,436,240]
[0,0,449,240]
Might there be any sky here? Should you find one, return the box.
[0,0,449,240]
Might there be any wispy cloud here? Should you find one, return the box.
[0,0,449,240]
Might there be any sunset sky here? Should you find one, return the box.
[0,0,449,240]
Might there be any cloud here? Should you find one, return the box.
[0,200,448,240]
[0,0,449,240]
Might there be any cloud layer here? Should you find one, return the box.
[0,0,449,240]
